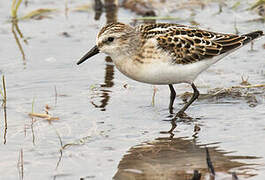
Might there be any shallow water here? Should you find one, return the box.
[0,0,265,180]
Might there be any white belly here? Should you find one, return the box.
[134,61,212,84]
[112,52,227,85]
[114,59,215,85]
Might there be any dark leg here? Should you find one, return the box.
[167,120,177,138]
[206,147,215,176]
[191,170,201,180]
[175,83,199,117]
[168,84,176,114]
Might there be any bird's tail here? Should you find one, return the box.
[242,30,263,45]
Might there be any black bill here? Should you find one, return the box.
[77,45,99,65]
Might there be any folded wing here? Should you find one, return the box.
[139,23,263,65]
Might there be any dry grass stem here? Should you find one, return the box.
[232,84,265,88]
[2,75,8,144]
[2,75,7,104]
[152,86,157,107]
[30,98,36,145]
[72,4,93,12]
[28,113,59,121]
[11,23,26,61]
[62,135,93,149]
[52,125,63,170]
[17,148,24,180]
[20,8,57,20]
[11,0,23,18]
[30,117,36,145]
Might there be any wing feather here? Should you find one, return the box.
[138,23,262,65]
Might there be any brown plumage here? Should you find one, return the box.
[137,23,263,65]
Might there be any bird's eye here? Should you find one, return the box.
[107,37,114,42]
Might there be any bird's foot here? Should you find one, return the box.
[174,111,192,120]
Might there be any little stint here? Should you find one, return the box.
[77,22,263,118]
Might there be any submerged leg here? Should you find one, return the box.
[175,83,199,117]
[168,84,176,114]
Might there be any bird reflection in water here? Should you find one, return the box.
[90,0,117,111]
[113,123,260,180]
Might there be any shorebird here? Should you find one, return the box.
[77,22,263,118]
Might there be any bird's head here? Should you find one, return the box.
[77,22,139,65]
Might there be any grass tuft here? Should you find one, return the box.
[11,0,23,19]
